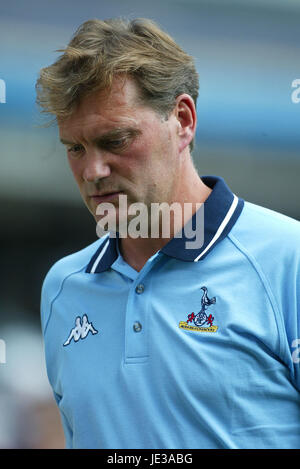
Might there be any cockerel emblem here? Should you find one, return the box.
[180,286,218,333]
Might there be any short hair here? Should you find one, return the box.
[36,17,199,150]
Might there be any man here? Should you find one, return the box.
[37,18,300,449]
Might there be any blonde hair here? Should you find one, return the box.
[36,17,199,149]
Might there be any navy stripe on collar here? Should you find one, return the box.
[86,176,244,273]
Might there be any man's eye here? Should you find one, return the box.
[67,144,84,156]
[110,139,124,147]
[106,138,129,151]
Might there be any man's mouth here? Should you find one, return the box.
[90,191,123,204]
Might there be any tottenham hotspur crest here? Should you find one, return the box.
[63,314,98,346]
[179,286,218,333]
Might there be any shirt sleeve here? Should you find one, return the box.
[53,391,74,449]
[270,229,300,392]
[287,255,300,391]
[41,265,74,448]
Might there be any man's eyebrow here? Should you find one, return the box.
[60,138,75,145]
[60,127,141,146]
[92,127,141,144]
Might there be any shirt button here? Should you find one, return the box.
[133,322,142,333]
[135,284,145,294]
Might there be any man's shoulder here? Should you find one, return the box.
[41,235,108,299]
[228,201,300,312]
[41,235,109,333]
[231,200,300,248]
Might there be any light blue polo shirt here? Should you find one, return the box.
[41,175,300,449]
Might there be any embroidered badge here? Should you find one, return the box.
[63,314,98,346]
[179,286,218,333]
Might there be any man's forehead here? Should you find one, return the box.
[76,76,139,114]
[58,77,141,140]
[59,114,139,143]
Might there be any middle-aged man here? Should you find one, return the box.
[37,18,300,449]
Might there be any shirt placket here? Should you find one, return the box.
[111,251,163,365]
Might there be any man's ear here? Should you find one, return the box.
[174,94,197,153]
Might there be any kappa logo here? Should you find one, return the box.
[179,286,218,333]
[63,314,98,346]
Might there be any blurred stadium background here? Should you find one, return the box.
[0,0,299,449]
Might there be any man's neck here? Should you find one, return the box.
[119,172,212,272]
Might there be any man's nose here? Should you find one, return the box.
[82,150,111,182]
